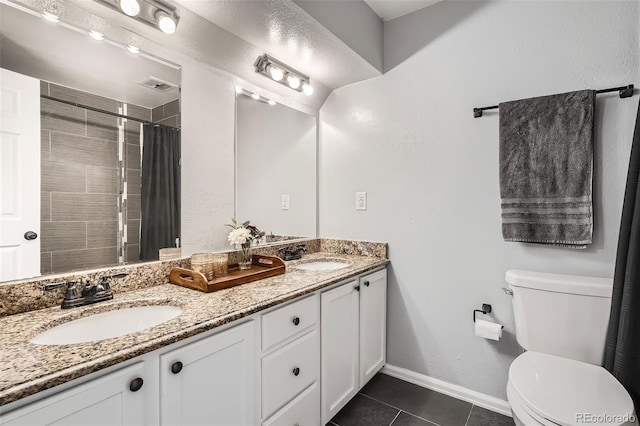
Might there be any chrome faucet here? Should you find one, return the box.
[43,273,128,309]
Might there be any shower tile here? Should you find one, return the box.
[126,244,140,263]
[126,104,151,122]
[51,132,118,168]
[158,116,179,128]
[41,98,85,136]
[42,161,86,193]
[41,221,87,252]
[87,221,118,249]
[52,193,118,222]
[127,169,141,195]
[125,121,142,146]
[127,143,141,170]
[86,110,118,141]
[152,105,164,121]
[87,166,118,194]
[41,192,51,222]
[50,84,118,112]
[127,195,141,220]
[52,247,118,273]
[127,220,140,245]
[40,81,49,96]
[41,129,50,161]
[41,252,52,275]
[163,99,180,118]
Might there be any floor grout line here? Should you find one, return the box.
[464,404,475,426]
[388,410,401,426]
[358,393,441,426]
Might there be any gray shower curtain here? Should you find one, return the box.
[140,124,181,261]
[604,99,640,410]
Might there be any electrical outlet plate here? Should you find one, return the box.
[281,194,290,210]
[356,192,367,211]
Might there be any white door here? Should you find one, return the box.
[359,269,387,386]
[320,280,360,425]
[0,68,40,281]
[0,363,147,425]
[160,321,256,426]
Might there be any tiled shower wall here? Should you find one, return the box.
[152,99,180,128]
[40,82,151,274]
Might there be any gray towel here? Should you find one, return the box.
[499,90,595,248]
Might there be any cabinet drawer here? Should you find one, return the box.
[263,382,319,426]
[262,295,319,352]
[262,328,319,419]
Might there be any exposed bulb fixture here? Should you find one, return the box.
[127,44,140,54]
[119,0,140,16]
[302,82,314,96]
[251,93,260,100]
[235,86,244,94]
[286,75,301,89]
[89,30,105,41]
[268,99,276,106]
[41,11,59,23]
[254,54,312,94]
[156,10,176,34]
[93,0,180,35]
[268,65,284,82]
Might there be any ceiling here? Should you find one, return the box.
[364,0,442,21]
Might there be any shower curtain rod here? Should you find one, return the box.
[473,84,635,118]
[41,94,180,130]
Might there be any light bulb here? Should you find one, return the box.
[302,82,314,96]
[268,66,284,81]
[127,45,140,54]
[41,11,59,23]
[235,86,244,94]
[119,0,140,16]
[251,93,260,100]
[156,11,176,34]
[268,99,276,106]
[89,30,104,41]
[287,74,301,89]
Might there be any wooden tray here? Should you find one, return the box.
[169,254,286,293]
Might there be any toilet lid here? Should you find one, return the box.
[509,352,635,426]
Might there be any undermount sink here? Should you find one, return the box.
[31,305,183,345]
[295,261,351,271]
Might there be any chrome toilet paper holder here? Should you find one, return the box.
[473,303,492,323]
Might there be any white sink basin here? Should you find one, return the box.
[31,305,183,345]
[295,261,351,271]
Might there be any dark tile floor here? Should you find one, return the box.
[329,374,515,426]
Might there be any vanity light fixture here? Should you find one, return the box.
[41,11,59,23]
[89,30,105,41]
[254,54,313,96]
[94,0,180,34]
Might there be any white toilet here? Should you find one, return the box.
[506,269,638,426]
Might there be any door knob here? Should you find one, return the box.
[24,231,38,240]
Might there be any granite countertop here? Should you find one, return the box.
[0,252,388,407]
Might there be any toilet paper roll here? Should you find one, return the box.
[475,319,503,341]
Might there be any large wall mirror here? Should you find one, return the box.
[235,93,317,243]
[0,1,181,282]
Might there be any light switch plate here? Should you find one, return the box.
[281,194,290,210]
[356,192,367,211]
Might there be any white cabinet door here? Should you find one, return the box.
[320,280,359,425]
[0,68,40,281]
[159,321,256,426]
[0,363,146,425]
[359,269,387,386]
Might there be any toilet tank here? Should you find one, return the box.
[506,269,613,365]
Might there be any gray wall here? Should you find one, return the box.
[319,0,640,400]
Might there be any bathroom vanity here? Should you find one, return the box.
[0,248,388,425]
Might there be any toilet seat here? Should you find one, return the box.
[508,352,636,426]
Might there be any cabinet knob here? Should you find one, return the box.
[171,361,183,374]
[129,377,144,392]
[292,367,300,376]
[292,316,300,326]
[364,281,370,287]
[355,285,360,292]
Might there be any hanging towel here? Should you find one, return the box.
[499,90,595,248]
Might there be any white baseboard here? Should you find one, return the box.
[380,364,512,417]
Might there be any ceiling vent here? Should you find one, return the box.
[138,76,177,92]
